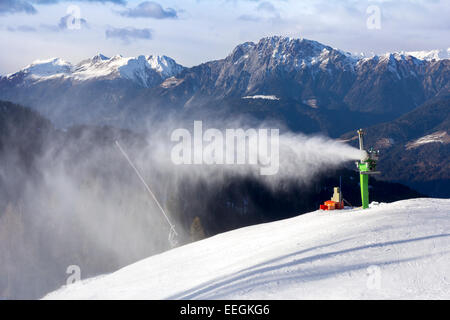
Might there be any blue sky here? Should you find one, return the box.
[0,0,449,74]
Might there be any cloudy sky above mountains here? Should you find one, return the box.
[0,0,449,74]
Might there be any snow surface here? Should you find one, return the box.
[15,57,72,79]
[242,95,280,101]
[406,131,450,150]
[44,198,450,300]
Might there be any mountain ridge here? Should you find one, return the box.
[4,54,185,88]
[0,35,448,133]
[4,36,449,86]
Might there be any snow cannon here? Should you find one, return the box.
[320,187,344,211]
[355,129,380,209]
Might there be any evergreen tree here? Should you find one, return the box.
[190,216,205,242]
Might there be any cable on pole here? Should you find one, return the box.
[115,140,178,238]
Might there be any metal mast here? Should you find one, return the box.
[356,129,380,209]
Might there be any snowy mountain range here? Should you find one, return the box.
[400,48,450,61]
[2,37,448,90]
[5,54,185,88]
[44,198,450,299]
[352,48,450,62]
[1,35,448,139]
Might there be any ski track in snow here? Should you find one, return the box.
[44,198,450,300]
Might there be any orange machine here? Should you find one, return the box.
[319,187,344,210]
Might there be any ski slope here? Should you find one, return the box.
[44,198,450,300]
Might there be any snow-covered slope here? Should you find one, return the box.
[242,95,280,100]
[16,57,73,78]
[406,131,450,150]
[44,198,450,300]
[5,54,185,88]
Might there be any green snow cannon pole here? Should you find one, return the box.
[356,129,380,209]
[358,162,370,209]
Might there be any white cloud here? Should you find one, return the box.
[118,1,178,19]
[105,27,153,43]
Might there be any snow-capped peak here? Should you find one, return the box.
[228,36,357,73]
[147,55,184,78]
[71,54,185,87]
[91,53,109,63]
[11,57,73,79]
[400,48,450,61]
[357,49,450,62]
